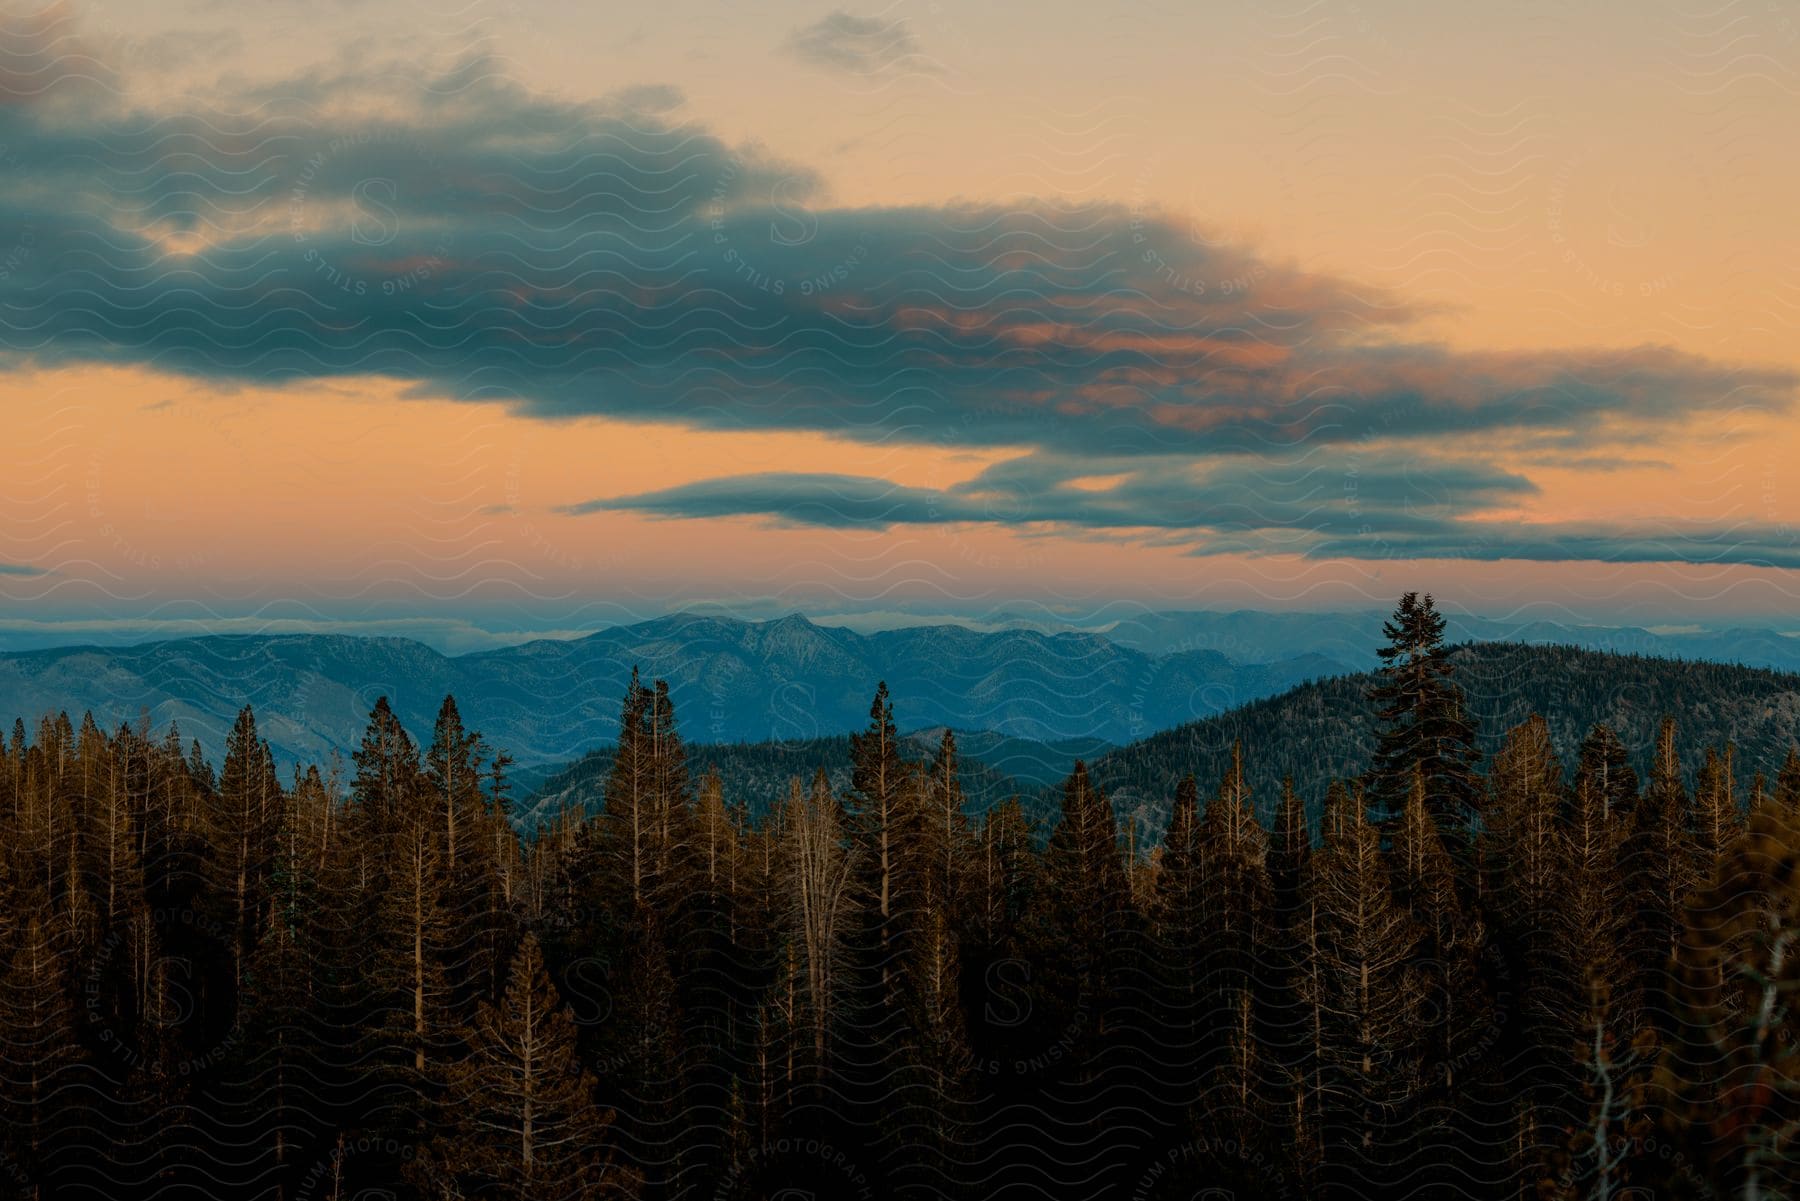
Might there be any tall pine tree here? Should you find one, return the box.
[1366,592,1481,829]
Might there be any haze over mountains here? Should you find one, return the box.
[5,608,1800,775]
[0,612,1341,768]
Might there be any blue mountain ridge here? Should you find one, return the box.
[7,608,1795,780]
[0,612,1344,768]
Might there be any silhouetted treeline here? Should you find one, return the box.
[523,726,1032,829]
[1,595,1797,1200]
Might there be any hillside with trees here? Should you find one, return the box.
[525,636,1800,844]
[0,595,1796,1199]
[1090,637,1800,834]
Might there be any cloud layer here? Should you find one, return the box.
[0,12,1794,570]
[566,452,1538,550]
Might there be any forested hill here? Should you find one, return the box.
[1087,641,1800,831]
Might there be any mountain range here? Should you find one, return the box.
[0,613,1343,767]
[10,608,1800,804]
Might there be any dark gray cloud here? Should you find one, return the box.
[567,452,1538,546]
[1300,523,1800,570]
[0,110,1777,455]
[569,472,955,528]
[783,11,937,75]
[0,44,1781,457]
[0,23,1792,569]
[570,459,1800,570]
[0,563,46,577]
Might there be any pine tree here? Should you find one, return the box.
[969,796,1034,954]
[783,769,859,1074]
[553,673,697,1189]
[1690,743,1741,866]
[1749,771,1772,820]
[479,744,523,1027]
[606,907,686,1198]
[424,694,515,1023]
[424,693,484,874]
[1773,745,1800,815]
[428,935,630,1200]
[667,765,745,1192]
[1197,744,1271,1112]
[337,698,435,1138]
[592,671,692,916]
[12,631,1800,1198]
[1027,761,1131,1080]
[1150,772,1206,1098]
[138,723,192,908]
[206,704,280,993]
[601,668,654,909]
[1546,983,1657,1201]
[1487,715,1570,1062]
[1395,765,1483,1084]
[907,731,973,1110]
[1304,783,1421,1191]
[349,696,420,835]
[1269,776,1311,919]
[386,807,462,1080]
[234,762,335,1188]
[847,682,913,1004]
[1366,592,1482,828]
[1629,717,1704,981]
[0,913,83,1188]
[896,893,971,1192]
[1656,800,1800,1198]
[85,721,148,937]
[1553,765,1647,1195]
[1576,723,1639,824]
[1265,776,1315,1133]
[646,679,691,903]
[922,728,969,918]
[1565,762,1635,1009]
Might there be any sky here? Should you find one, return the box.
[3,0,1800,651]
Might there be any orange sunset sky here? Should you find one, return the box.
[3,0,1799,649]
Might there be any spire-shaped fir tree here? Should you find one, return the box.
[1365,592,1482,829]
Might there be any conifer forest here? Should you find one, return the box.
[0,594,1795,1200]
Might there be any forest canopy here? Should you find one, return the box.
[0,595,1797,1200]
